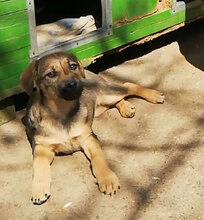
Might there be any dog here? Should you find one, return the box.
[20,52,165,205]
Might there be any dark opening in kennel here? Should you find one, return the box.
[27,0,111,57]
[34,0,102,27]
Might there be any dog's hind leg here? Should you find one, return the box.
[123,82,165,104]
[31,145,54,205]
[98,82,164,117]
[116,82,165,117]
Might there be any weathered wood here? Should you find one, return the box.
[112,0,157,25]
[0,46,29,66]
[0,4,30,101]
[0,34,30,55]
[0,0,26,16]
[0,24,29,42]
[0,85,22,101]
[0,0,13,2]
[0,58,29,80]
[0,11,28,29]
[0,72,23,92]
[69,10,185,60]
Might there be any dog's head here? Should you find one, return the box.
[20,52,85,100]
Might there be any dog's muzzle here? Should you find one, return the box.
[58,79,83,100]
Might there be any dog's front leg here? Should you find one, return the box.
[81,134,120,195]
[32,144,54,205]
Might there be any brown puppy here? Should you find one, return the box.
[20,52,165,205]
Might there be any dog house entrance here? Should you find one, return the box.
[27,0,112,59]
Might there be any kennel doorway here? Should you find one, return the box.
[27,0,112,59]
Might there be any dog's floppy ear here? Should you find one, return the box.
[20,60,37,96]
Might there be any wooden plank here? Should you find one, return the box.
[0,58,29,80]
[0,0,11,2]
[0,46,29,67]
[0,34,30,55]
[113,9,177,35]
[0,72,22,92]
[112,0,157,23]
[0,0,26,16]
[0,85,22,101]
[0,10,28,29]
[0,0,12,2]
[0,23,29,42]
[69,10,185,60]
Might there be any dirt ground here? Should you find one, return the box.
[0,20,204,220]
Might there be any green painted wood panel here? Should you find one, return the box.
[0,24,29,43]
[0,10,30,55]
[112,0,157,25]
[0,72,22,91]
[0,0,13,2]
[70,1,203,60]
[69,9,185,60]
[0,34,30,55]
[0,58,29,80]
[0,1,30,96]
[0,46,29,66]
[0,0,26,16]
[0,11,28,29]
[0,0,11,2]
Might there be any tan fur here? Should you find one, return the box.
[20,61,37,95]
[20,52,165,205]
[31,145,54,204]
[116,99,136,118]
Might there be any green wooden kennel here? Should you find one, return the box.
[0,0,204,124]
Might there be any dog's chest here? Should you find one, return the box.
[36,119,88,153]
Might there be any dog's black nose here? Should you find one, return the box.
[58,79,83,100]
[66,80,77,89]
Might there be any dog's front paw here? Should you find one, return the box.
[118,101,136,118]
[96,171,120,195]
[31,181,51,205]
[145,90,165,104]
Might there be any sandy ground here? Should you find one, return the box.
[0,20,204,220]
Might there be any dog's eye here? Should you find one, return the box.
[46,71,57,78]
[69,63,77,70]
